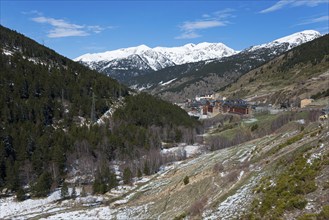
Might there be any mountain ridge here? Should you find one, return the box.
[75,30,321,88]
[75,42,236,67]
[130,30,322,102]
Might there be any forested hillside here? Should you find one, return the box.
[0,25,199,198]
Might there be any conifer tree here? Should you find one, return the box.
[16,186,26,201]
[143,161,150,176]
[123,167,132,185]
[32,171,52,197]
[61,182,69,199]
[71,185,77,199]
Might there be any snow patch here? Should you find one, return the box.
[159,78,177,86]
[161,143,205,158]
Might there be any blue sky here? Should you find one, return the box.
[1,0,328,59]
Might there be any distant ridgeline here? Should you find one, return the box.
[0,25,199,197]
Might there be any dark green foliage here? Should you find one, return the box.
[297,205,329,220]
[71,186,77,198]
[173,212,187,220]
[270,133,304,155]
[137,169,142,178]
[251,124,258,132]
[297,213,318,220]
[93,167,117,194]
[32,171,52,197]
[183,176,189,185]
[0,25,128,192]
[61,182,69,199]
[249,148,323,218]
[279,34,329,72]
[123,167,132,185]
[311,88,329,100]
[113,93,197,128]
[318,205,329,220]
[286,195,307,210]
[16,187,26,201]
[143,161,150,176]
[0,25,200,196]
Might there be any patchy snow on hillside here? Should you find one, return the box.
[203,176,260,220]
[161,143,205,158]
[2,49,13,56]
[159,78,177,86]
[0,190,62,219]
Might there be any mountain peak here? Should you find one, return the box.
[75,42,236,69]
[246,30,321,52]
[273,30,321,44]
[134,44,151,51]
[183,43,196,48]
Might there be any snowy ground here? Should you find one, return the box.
[1,123,326,219]
[161,143,206,158]
[0,190,63,219]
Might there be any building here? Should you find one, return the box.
[222,99,252,115]
[300,99,313,108]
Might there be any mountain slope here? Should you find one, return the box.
[0,25,199,197]
[75,42,236,83]
[2,110,328,220]
[142,30,321,102]
[218,34,329,105]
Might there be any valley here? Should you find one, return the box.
[1,109,329,219]
[1,11,329,220]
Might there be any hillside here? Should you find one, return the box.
[140,30,322,103]
[218,34,329,105]
[1,109,328,219]
[0,25,200,198]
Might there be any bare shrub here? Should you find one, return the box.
[239,160,250,170]
[189,196,208,216]
[213,162,224,173]
[207,127,252,151]
[308,110,321,122]
[226,170,239,183]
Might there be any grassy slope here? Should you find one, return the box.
[219,34,329,105]
[14,111,328,220]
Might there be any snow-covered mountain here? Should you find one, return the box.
[128,30,323,102]
[74,43,236,82]
[75,30,321,84]
[245,30,321,52]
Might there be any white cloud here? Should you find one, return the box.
[176,8,234,40]
[175,32,201,40]
[180,20,225,32]
[260,0,328,13]
[21,10,42,16]
[31,16,109,38]
[297,15,329,25]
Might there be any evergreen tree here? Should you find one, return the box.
[32,171,52,197]
[143,161,150,176]
[137,169,142,179]
[61,182,69,199]
[123,167,132,185]
[108,170,118,190]
[71,185,77,199]
[16,186,26,201]
[183,176,189,185]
